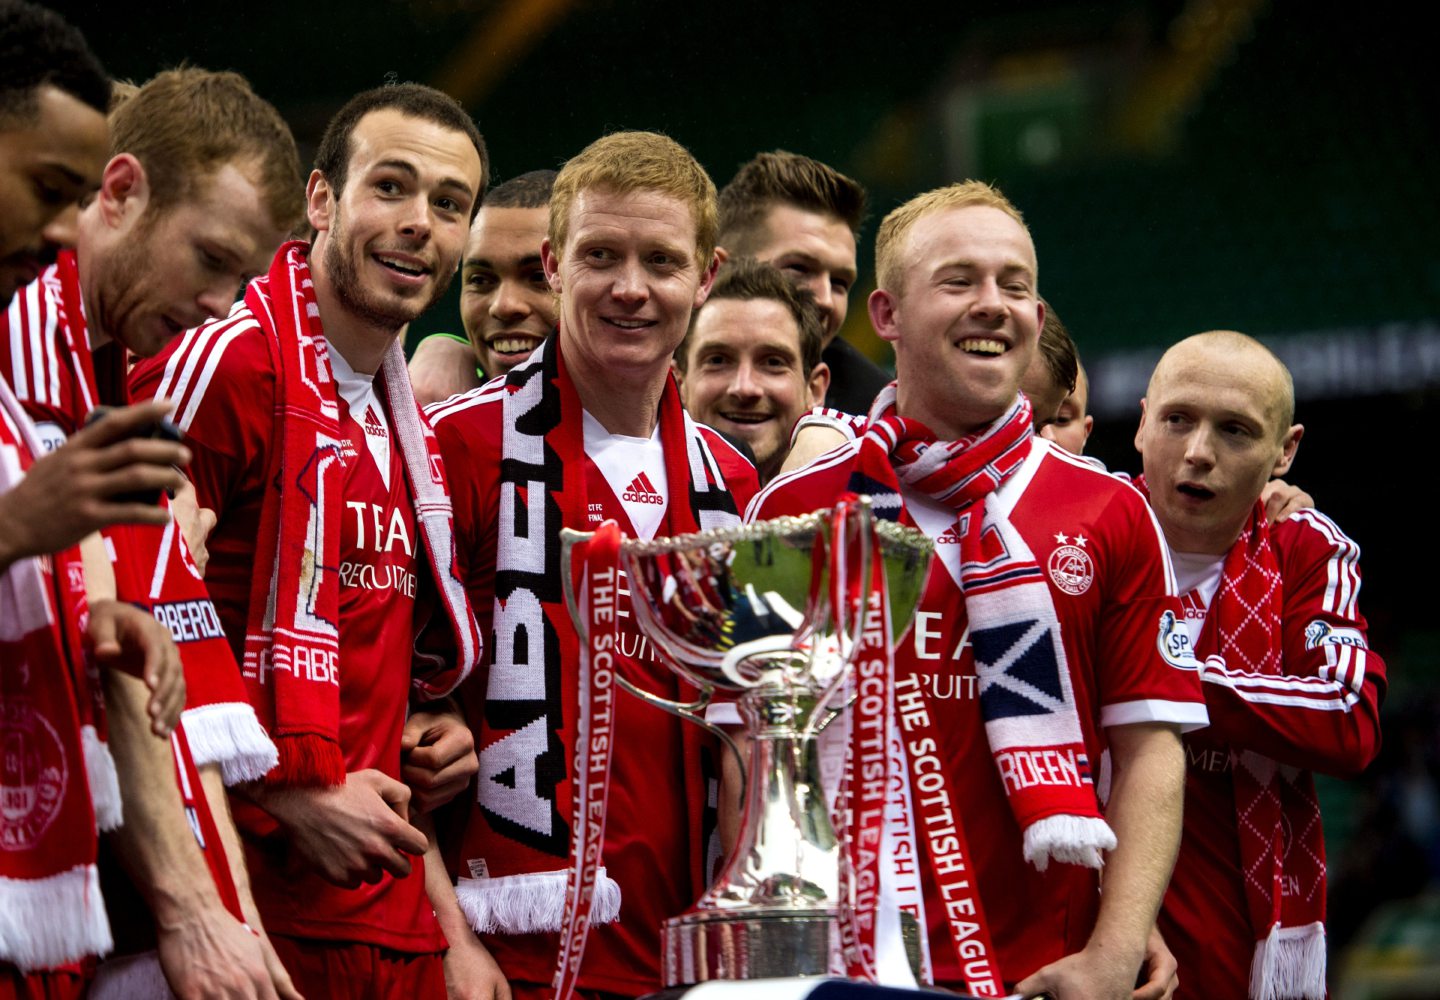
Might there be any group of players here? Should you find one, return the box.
[0,3,1383,999]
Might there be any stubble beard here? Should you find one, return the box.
[322,213,455,332]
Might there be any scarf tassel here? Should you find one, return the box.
[1249,921,1326,1000]
[1022,814,1116,871]
[264,733,346,787]
[0,863,113,971]
[81,725,123,832]
[455,869,621,934]
[180,703,280,785]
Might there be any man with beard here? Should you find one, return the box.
[2,65,311,999]
[717,150,887,413]
[428,131,757,998]
[132,84,497,1000]
[408,169,557,404]
[676,255,829,484]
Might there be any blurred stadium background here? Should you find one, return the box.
[48,0,1439,992]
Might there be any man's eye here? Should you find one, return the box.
[377,180,401,195]
[436,197,461,213]
[466,273,496,290]
[831,279,851,295]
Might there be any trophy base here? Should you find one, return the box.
[662,907,837,986]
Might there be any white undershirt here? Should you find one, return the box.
[582,409,669,540]
[1170,549,1225,645]
[328,347,390,486]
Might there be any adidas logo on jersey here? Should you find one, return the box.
[936,525,962,544]
[363,407,387,438]
[622,472,664,505]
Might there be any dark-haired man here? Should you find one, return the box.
[718,150,888,414]
[132,83,494,999]
[408,169,557,404]
[0,0,109,304]
[2,65,312,1000]
[676,255,828,484]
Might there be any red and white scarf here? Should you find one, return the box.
[1190,497,1326,1000]
[0,377,113,969]
[844,387,1114,993]
[460,334,741,995]
[241,242,477,786]
[46,250,278,787]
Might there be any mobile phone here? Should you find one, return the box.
[84,405,185,505]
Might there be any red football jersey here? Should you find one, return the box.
[132,321,445,953]
[750,437,1208,987]
[429,383,757,995]
[1159,509,1384,998]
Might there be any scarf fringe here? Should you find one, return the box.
[88,949,170,1000]
[81,725,123,832]
[456,869,621,934]
[180,703,280,785]
[1250,921,1326,1000]
[1022,814,1115,871]
[0,863,113,971]
[264,732,345,787]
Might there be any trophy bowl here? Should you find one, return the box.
[563,500,933,987]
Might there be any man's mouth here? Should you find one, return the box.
[958,337,1006,356]
[603,317,654,331]
[373,252,430,278]
[487,334,543,356]
[1176,482,1216,501]
[718,411,772,426]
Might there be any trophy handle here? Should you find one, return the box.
[562,528,748,792]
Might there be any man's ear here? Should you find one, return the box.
[305,170,334,235]
[713,245,731,267]
[807,361,831,407]
[96,154,148,229]
[541,237,563,295]
[693,250,721,309]
[1273,423,1304,477]
[869,288,900,343]
[1133,397,1149,455]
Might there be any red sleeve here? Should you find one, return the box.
[1092,481,1208,730]
[699,426,760,513]
[130,321,274,523]
[426,388,503,643]
[0,274,89,447]
[745,441,858,522]
[1196,509,1385,776]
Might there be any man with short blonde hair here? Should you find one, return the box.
[751,181,1205,998]
[430,130,758,999]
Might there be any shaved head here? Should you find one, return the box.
[1148,331,1294,439]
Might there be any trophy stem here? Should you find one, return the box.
[662,676,840,985]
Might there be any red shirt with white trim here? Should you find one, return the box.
[1158,509,1385,998]
[131,325,445,952]
[750,437,1208,987]
[429,387,757,995]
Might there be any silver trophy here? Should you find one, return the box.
[562,499,933,986]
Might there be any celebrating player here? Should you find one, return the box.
[131,83,492,1000]
[429,130,758,999]
[749,180,1208,999]
[1137,331,1384,999]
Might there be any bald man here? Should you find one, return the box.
[1135,331,1385,999]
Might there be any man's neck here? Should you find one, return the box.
[309,253,403,377]
[71,241,111,352]
[569,359,666,438]
[896,386,1000,441]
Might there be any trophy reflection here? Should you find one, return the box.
[562,498,932,986]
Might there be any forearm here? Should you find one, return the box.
[419,814,471,941]
[104,671,227,928]
[199,763,262,929]
[1089,724,1186,971]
